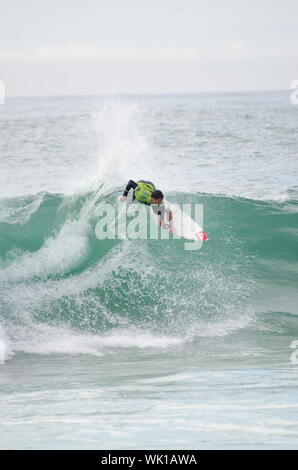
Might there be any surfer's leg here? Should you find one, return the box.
[166,208,176,233]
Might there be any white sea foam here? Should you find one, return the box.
[11,324,183,357]
[1,218,90,282]
[0,193,44,224]
[0,325,13,362]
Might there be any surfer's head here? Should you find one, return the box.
[150,190,164,205]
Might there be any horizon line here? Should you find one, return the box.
[5,88,290,99]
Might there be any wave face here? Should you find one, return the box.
[1,188,297,361]
[0,94,298,364]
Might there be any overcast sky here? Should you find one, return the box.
[1,0,298,96]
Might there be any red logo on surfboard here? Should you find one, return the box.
[195,231,208,241]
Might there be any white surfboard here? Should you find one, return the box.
[150,199,208,241]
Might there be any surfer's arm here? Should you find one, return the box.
[156,206,168,225]
[157,207,172,222]
[120,180,137,201]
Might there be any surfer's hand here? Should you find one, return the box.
[120,196,127,202]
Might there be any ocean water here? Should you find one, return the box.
[0,91,298,449]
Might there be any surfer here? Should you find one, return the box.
[120,179,173,230]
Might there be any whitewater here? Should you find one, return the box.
[0,92,298,449]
